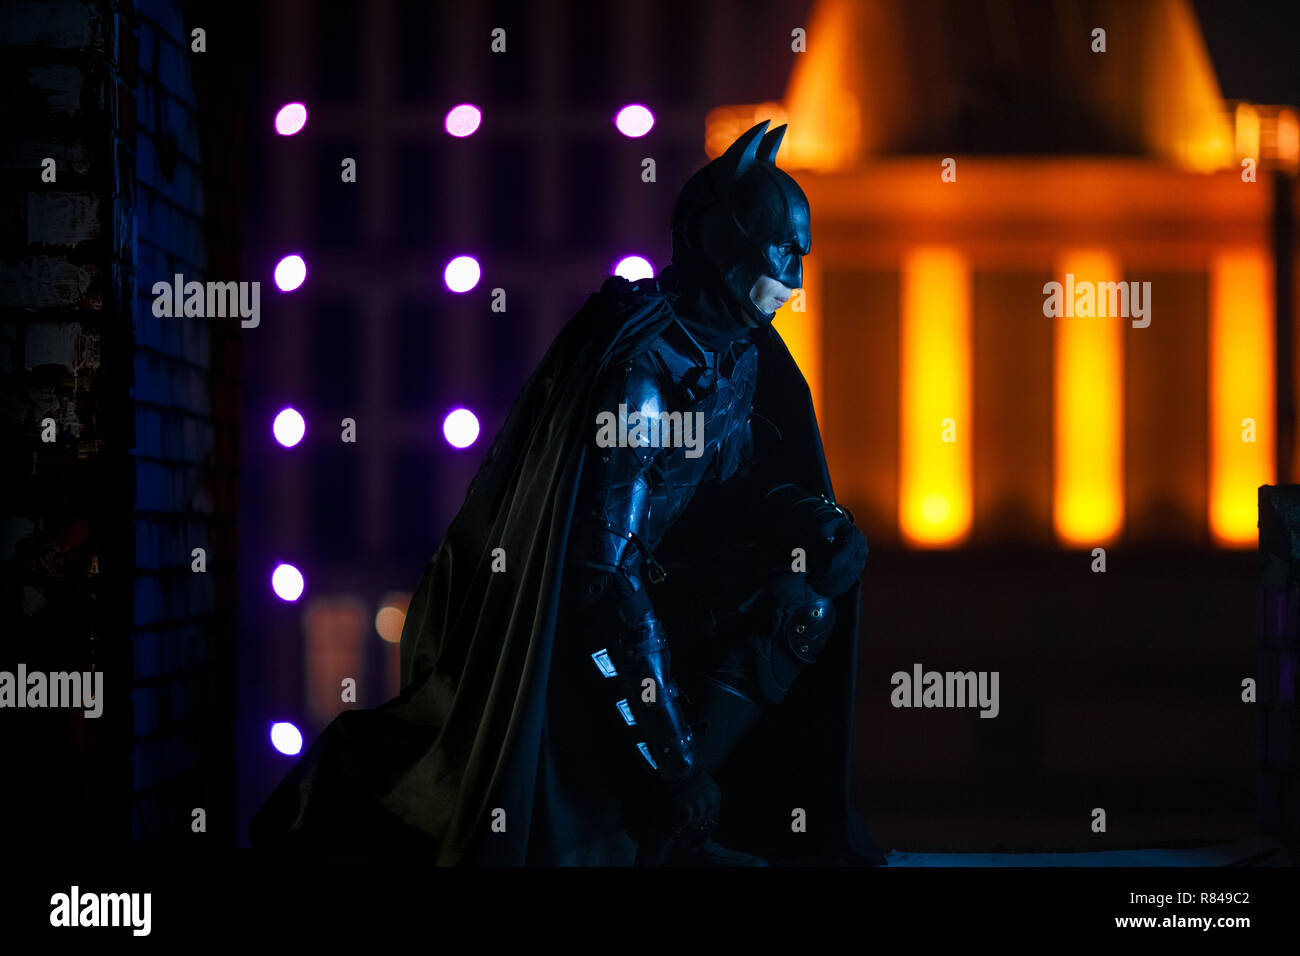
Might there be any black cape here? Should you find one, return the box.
[250,276,885,866]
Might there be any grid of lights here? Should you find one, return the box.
[263,98,664,756]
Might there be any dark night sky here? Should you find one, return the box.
[1192,0,1300,104]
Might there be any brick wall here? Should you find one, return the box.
[0,0,240,847]
[0,0,136,847]
[129,0,239,844]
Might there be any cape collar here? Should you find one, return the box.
[656,264,756,351]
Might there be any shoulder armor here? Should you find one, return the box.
[592,352,671,467]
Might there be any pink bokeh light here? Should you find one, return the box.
[271,563,305,602]
[445,104,482,137]
[443,408,480,449]
[274,102,308,136]
[614,104,655,138]
[444,256,481,293]
[274,254,307,292]
[613,255,654,281]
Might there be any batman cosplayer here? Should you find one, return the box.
[251,121,886,867]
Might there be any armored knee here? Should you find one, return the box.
[745,572,836,706]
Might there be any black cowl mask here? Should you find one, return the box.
[660,120,811,349]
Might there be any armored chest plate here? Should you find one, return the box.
[643,341,757,546]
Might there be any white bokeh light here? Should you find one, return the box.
[614,256,654,281]
[443,408,480,449]
[443,255,481,293]
[274,254,308,292]
[445,103,482,137]
[271,563,305,602]
[274,103,308,136]
[270,722,303,755]
[272,407,306,447]
[614,104,655,138]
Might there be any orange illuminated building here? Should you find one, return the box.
[707,0,1298,550]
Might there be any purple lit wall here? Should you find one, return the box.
[233,0,800,846]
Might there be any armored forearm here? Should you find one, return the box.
[570,360,699,780]
[589,611,696,778]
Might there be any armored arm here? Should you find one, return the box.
[569,357,699,781]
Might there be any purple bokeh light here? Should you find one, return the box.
[274,102,308,136]
[445,103,482,137]
[271,563,305,602]
[274,254,307,292]
[614,104,655,138]
[270,722,303,755]
[443,408,480,449]
[443,256,481,293]
[613,255,654,281]
[272,407,306,447]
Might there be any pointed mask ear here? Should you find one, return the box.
[711,120,770,201]
[756,124,787,164]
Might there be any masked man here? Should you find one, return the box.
[251,121,885,867]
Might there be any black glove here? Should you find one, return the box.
[663,767,721,835]
[626,766,721,841]
[810,521,866,596]
[759,485,867,596]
